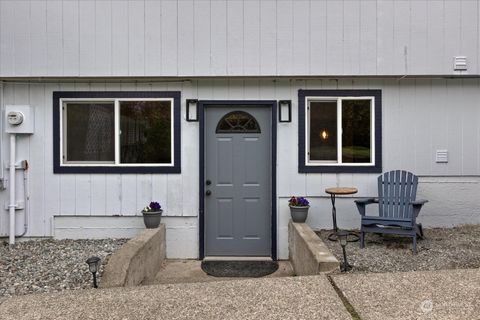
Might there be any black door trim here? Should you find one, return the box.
[199,100,277,260]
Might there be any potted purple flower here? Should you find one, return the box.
[141,201,163,229]
[288,196,310,223]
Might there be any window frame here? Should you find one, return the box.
[53,91,181,174]
[298,89,382,173]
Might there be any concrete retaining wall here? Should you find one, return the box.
[288,221,339,275]
[100,224,166,288]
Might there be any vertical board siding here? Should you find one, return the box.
[62,0,80,76]
[1,0,480,77]
[1,77,480,237]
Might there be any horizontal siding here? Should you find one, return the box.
[1,0,479,77]
[0,77,479,239]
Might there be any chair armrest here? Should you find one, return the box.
[354,198,378,205]
[410,199,428,217]
[354,198,378,216]
[410,199,428,206]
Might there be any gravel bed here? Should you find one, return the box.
[0,238,127,300]
[316,225,480,274]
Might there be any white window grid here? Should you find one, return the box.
[60,97,175,167]
[305,96,375,167]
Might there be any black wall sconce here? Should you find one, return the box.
[186,99,199,122]
[278,100,292,122]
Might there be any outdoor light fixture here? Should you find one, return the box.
[278,100,292,122]
[336,231,352,272]
[186,99,199,122]
[86,256,101,288]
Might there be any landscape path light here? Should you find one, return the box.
[86,256,101,288]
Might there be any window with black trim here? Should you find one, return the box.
[53,92,181,174]
[298,90,382,173]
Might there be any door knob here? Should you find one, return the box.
[205,190,212,196]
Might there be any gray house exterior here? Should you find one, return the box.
[0,0,479,259]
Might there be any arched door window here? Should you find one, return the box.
[215,111,261,133]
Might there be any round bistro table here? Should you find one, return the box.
[325,187,359,242]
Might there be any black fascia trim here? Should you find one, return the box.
[298,89,382,174]
[53,91,181,174]
[198,100,278,260]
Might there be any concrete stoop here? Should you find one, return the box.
[288,221,340,275]
[100,224,166,288]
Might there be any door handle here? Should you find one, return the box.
[205,190,212,196]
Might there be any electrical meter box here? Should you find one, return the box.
[5,105,34,134]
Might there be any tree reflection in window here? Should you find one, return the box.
[215,111,261,133]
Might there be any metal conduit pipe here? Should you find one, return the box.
[9,133,16,245]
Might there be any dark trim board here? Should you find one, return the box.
[298,89,382,173]
[199,100,278,260]
[52,91,181,174]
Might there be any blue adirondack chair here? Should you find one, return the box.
[355,170,428,254]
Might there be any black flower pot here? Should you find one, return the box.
[142,210,163,229]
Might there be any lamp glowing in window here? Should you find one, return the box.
[320,130,329,140]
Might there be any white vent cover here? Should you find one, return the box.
[436,150,448,163]
[454,56,467,71]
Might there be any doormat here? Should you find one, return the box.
[201,260,279,278]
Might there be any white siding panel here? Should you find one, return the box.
[461,79,480,175]
[276,0,293,75]
[30,0,48,76]
[413,79,433,174]
[426,0,445,75]
[210,0,227,75]
[244,0,261,75]
[460,0,479,75]
[95,0,113,75]
[429,79,449,176]
[377,0,395,74]
[62,0,80,76]
[409,0,428,75]
[445,80,463,175]
[292,0,309,75]
[13,1,31,76]
[0,1,16,76]
[325,0,343,74]
[128,0,145,76]
[1,0,480,77]
[193,0,211,75]
[309,0,327,75]
[259,0,276,75]
[343,0,360,75]
[78,0,96,76]
[161,0,178,76]
[444,0,462,75]
[111,1,129,76]
[145,0,162,76]
[358,0,377,74]
[393,0,412,74]
[226,0,244,75]
[28,84,47,236]
[177,0,194,76]
[46,0,63,76]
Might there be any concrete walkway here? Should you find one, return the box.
[0,275,351,320]
[2,268,479,319]
[332,268,480,320]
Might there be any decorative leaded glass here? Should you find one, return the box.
[215,111,261,133]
